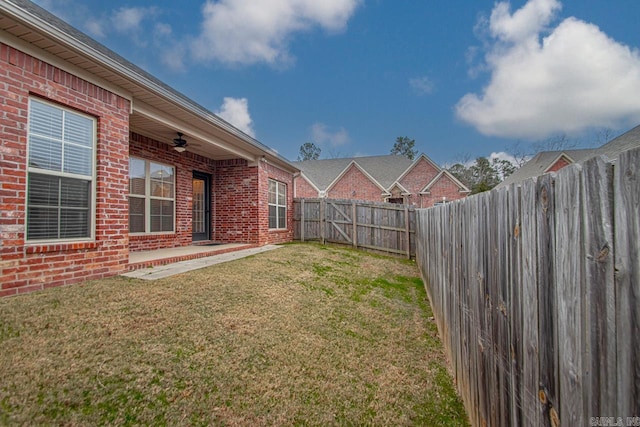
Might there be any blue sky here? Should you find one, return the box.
[34,0,640,165]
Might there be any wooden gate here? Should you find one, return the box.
[294,198,416,258]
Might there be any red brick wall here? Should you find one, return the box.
[0,43,130,296]
[399,157,439,195]
[547,156,572,172]
[293,175,319,198]
[213,158,259,244]
[420,174,467,208]
[327,165,384,201]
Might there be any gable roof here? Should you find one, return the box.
[0,0,298,173]
[498,124,640,188]
[293,155,414,191]
[420,170,472,194]
[498,148,596,188]
[394,154,441,184]
[325,160,390,194]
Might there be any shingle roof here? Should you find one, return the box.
[498,124,640,188]
[498,149,596,188]
[597,124,640,161]
[293,155,415,191]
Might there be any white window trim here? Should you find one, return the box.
[25,97,97,243]
[268,179,287,230]
[129,157,176,235]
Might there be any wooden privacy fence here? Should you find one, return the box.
[415,148,639,427]
[293,198,416,258]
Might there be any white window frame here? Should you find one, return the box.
[129,157,176,235]
[25,98,97,243]
[268,179,287,230]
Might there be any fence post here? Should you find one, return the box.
[404,205,411,259]
[352,201,357,249]
[300,199,305,242]
[320,198,326,245]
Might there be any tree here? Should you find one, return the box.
[448,156,516,194]
[297,142,321,161]
[390,136,418,160]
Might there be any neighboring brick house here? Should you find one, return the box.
[293,154,470,207]
[498,124,640,188]
[0,0,298,296]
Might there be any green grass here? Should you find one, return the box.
[0,243,468,426]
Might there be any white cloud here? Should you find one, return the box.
[84,19,106,38]
[80,6,164,44]
[409,76,435,95]
[215,97,256,137]
[190,0,361,66]
[489,151,520,165]
[311,123,350,147]
[112,7,154,33]
[456,0,640,139]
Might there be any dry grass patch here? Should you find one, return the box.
[0,243,467,426]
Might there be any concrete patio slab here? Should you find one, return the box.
[122,245,282,280]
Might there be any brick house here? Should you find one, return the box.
[498,124,640,188]
[294,154,470,207]
[0,0,298,296]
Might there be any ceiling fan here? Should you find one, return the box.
[173,132,188,152]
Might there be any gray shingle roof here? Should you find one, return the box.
[597,124,640,161]
[498,149,596,188]
[498,124,640,188]
[293,155,416,191]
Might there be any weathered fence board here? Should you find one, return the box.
[581,156,616,418]
[415,147,640,426]
[614,148,640,419]
[293,198,416,258]
[554,164,585,426]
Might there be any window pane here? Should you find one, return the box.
[28,174,59,206]
[277,183,286,205]
[268,180,276,204]
[63,143,92,176]
[27,206,59,240]
[60,178,90,208]
[64,113,93,147]
[29,135,62,171]
[278,206,286,229]
[161,215,173,232]
[60,209,89,238]
[150,163,174,198]
[29,100,63,139]
[129,158,146,195]
[150,200,173,232]
[269,205,276,229]
[129,197,145,233]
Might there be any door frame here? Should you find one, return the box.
[192,171,211,242]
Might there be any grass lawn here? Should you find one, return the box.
[0,243,468,426]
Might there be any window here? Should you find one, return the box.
[388,197,405,205]
[129,158,175,233]
[26,98,95,241]
[268,179,286,229]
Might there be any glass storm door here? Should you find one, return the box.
[192,172,210,242]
